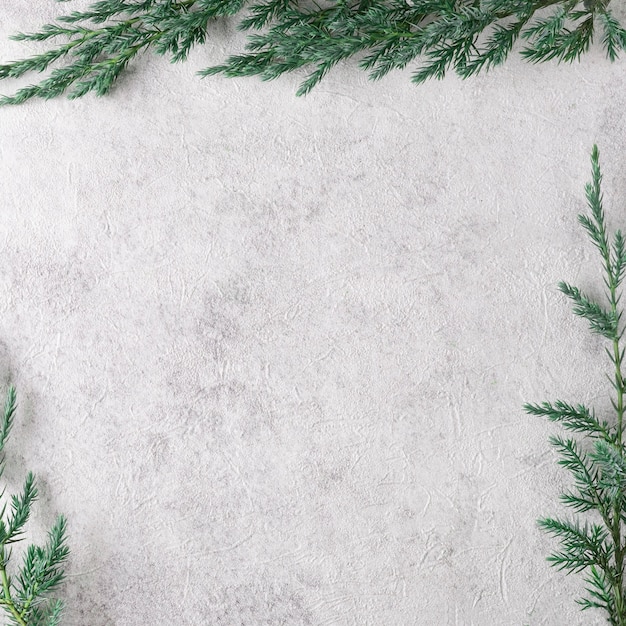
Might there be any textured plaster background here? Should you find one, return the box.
[1,2,626,625]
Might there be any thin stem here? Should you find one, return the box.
[20,581,40,620]
[0,550,26,626]
[612,337,626,621]
[605,243,626,622]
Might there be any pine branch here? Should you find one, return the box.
[4,473,38,546]
[548,435,613,518]
[591,440,626,503]
[16,517,70,616]
[538,516,613,573]
[520,8,595,63]
[579,565,617,615]
[558,281,618,340]
[0,388,69,626]
[613,230,626,289]
[0,391,17,467]
[0,0,624,102]
[600,9,626,61]
[525,145,626,623]
[524,400,614,440]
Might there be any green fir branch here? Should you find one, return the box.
[539,516,613,573]
[600,9,626,60]
[579,565,617,616]
[524,400,614,440]
[558,281,618,340]
[548,435,613,519]
[0,0,624,101]
[525,145,626,624]
[592,440,626,503]
[0,388,69,626]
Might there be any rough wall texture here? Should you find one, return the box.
[0,2,625,625]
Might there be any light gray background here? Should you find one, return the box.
[1,2,625,624]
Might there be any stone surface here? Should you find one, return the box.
[0,3,625,625]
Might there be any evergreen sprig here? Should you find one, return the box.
[0,388,69,626]
[0,0,624,102]
[525,145,626,625]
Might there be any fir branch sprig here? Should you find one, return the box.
[525,145,626,624]
[0,388,69,626]
[0,0,625,102]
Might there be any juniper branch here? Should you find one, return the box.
[525,145,626,624]
[0,388,69,626]
[524,400,614,440]
[0,0,624,102]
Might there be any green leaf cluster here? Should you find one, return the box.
[525,146,626,625]
[0,0,625,102]
[0,389,69,626]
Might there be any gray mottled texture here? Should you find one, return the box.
[1,3,626,625]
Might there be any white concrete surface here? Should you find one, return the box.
[1,2,625,624]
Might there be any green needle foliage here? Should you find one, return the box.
[524,146,626,625]
[0,0,625,102]
[0,388,69,626]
